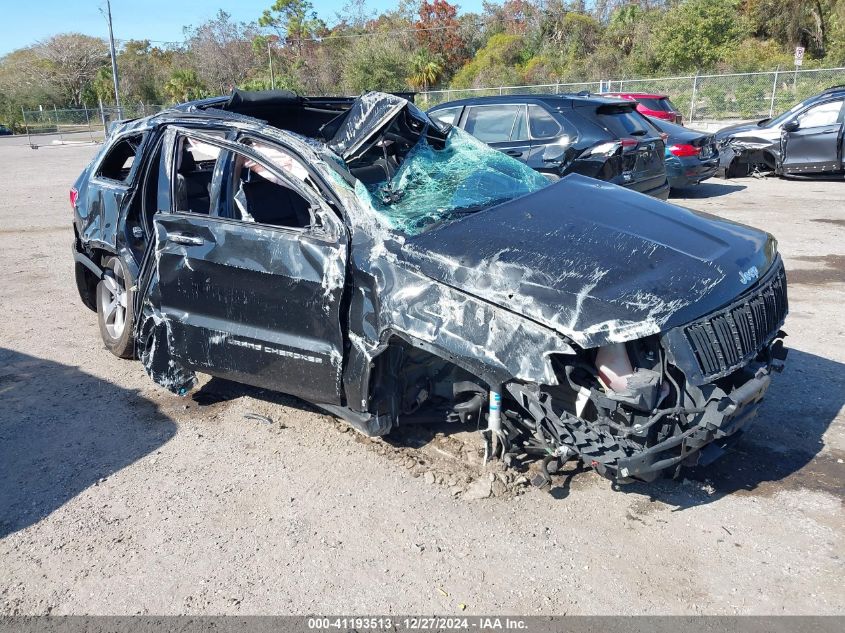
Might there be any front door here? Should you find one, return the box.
[781,98,844,174]
[152,127,347,404]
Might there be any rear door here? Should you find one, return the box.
[152,127,348,404]
[594,104,667,193]
[460,104,532,162]
[781,98,844,174]
[523,104,576,175]
[429,106,463,128]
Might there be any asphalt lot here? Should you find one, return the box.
[0,142,842,615]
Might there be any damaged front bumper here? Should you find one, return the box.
[615,366,773,480]
[718,138,779,177]
[509,259,789,482]
[505,251,788,482]
[509,344,784,483]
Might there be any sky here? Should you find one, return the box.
[0,0,487,55]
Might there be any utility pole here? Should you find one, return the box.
[267,39,276,90]
[105,0,121,117]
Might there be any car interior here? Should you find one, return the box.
[229,152,312,228]
[97,135,141,182]
[217,89,353,138]
[213,89,447,189]
[338,111,423,186]
[173,138,216,214]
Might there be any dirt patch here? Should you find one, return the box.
[787,254,845,286]
[811,218,845,228]
[696,443,845,500]
[187,377,534,499]
[345,420,536,499]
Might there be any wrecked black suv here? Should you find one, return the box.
[71,90,788,483]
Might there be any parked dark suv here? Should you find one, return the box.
[429,94,670,199]
[716,85,845,177]
[71,90,787,484]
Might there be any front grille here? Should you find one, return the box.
[684,262,787,378]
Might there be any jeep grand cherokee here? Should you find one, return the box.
[71,90,788,483]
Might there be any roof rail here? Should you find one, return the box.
[823,84,845,92]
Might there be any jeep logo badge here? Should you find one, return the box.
[739,265,759,285]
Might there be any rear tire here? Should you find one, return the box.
[97,255,135,358]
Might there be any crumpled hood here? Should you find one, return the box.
[715,120,764,137]
[401,174,777,348]
[715,120,781,143]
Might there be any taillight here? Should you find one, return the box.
[69,187,78,210]
[668,144,700,157]
[620,137,639,148]
[587,141,621,156]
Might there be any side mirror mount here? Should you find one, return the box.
[311,205,342,241]
[783,119,800,132]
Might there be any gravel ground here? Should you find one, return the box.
[0,142,842,615]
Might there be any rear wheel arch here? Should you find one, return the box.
[74,261,98,312]
[73,235,118,311]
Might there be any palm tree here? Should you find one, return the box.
[164,69,206,103]
[408,50,443,92]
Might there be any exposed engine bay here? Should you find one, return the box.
[368,309,786,483]
[720,139,779,178]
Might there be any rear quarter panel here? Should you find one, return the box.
[74,129,146,252]
[76,177,130,251]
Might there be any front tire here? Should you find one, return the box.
[97,255,135,358]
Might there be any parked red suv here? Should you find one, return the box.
[603,92,684,124]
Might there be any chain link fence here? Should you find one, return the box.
[14,66,845,144]
[417,80,602,110]
[19,103,165,145]
[417,66,845,124]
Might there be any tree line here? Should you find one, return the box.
[2,0,844,129]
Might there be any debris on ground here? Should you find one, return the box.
[244,413,274,425]
[462,477,492,500]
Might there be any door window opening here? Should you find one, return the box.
[97,134,143,182]
[797,100,843,128]
[227,147,313,229]
[173,134,224,215]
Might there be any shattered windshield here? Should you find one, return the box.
[352,127,549,236]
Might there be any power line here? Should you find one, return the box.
[111,19,498,49]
